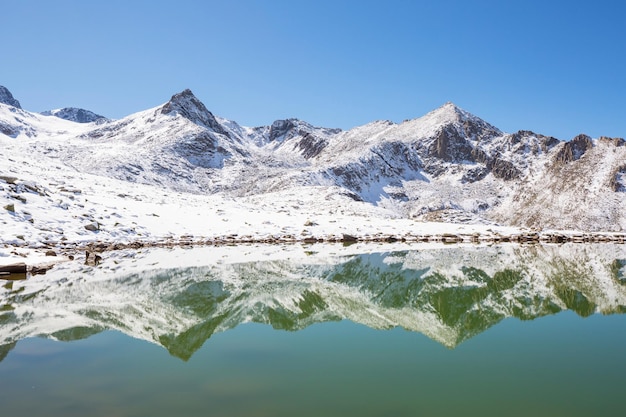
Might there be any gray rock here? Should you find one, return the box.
[0,86,21,108]
[41,107,108,123]
[84,222,100,231]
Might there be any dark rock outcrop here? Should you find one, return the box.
[0,86,21,109]
[0,121,19,137]
[296,131,328,159]
[269,119,298,142]
[555,134,593,163]
[173,131,234,169]
[508,130,561,153]
[610,165,626,192]
[267,118,340,159]
[487,155,522,180]
[428,126,476,162]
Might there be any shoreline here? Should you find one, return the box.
[1,229,625,279]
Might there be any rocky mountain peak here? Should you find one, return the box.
[41,107,108,123]
[160,89,228,136]
[0,86,21,109]
[439,101,463,115]
[427,102,470,123]
[268,118,302,142]
[415,103,504,171]
[416,102,503,140]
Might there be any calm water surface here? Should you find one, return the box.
[1,244,625,416]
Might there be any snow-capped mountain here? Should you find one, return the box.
[1,244,625,360]
[41,107,108,123]
[0,85,624,232]
[63,90,250,191]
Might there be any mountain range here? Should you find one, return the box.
[1,85,625,232]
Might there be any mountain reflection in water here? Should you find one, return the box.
[1,244,625,361]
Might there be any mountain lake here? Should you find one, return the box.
[1,243,625,416]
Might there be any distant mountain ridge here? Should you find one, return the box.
[41,107,108,123]
[1,85,625,231]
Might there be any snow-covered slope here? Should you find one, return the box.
[1,244,625,360]
[0,102,92,139]
[0,85,625,240]
[34,89,253,192]
[492,136,626,231]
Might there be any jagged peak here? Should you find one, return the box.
[160,89,228,136]
[0,85,21,109]
[167,88,196,103]
[268,118,341,143]
[161,89,206,115]
[270,118,303,129]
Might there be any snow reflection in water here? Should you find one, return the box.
[0,244,625,416]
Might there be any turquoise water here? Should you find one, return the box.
[1,245,625,416]
[1,314,625,417]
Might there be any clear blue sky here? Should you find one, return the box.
[2,0,625,139]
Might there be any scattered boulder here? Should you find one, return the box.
[0,176,18,184]
[31,265,53,275]
[84,222,100,232]
[341,234,358,242]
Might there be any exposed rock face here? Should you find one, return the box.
[486,155,522,181]
[172,131,234,169]
[428,126,476,162]
[0,121,19,137]
[266,118,340,159]
[268,119,298,142]
[509,130,560,152]
[41,107,108,123]
[161,89,229,137]
[555,134,593,163]
[0,86,21,109]
[610,165,626,192]
[598,136,625,147]
[296,132,328,159]
[461,166,490,183]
